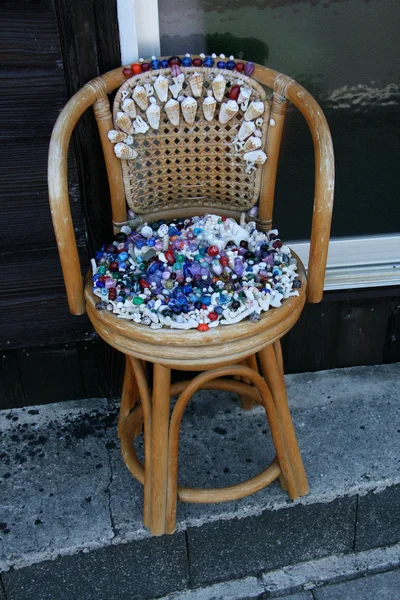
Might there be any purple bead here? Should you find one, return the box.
[244,61,255,76]
[234,257,244,276]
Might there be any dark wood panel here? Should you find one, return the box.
[0,350,26,409]
[0,0,63,70]
[77,339,106,398]
[17,343,84,405]
[383,298,400,364]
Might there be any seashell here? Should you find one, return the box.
[169,73,185,99]
[189,72,204,97]
[165,98,180,126]
[121,98,136,118]
[115,111,133,134]
[202,91,217,121]
[132,115,149,134]
[219,99,239,124]
[114,143,138,159]
[181,96,197,124]
[244,100,265,121]
[146,97,160,130]
[107,129,127,143]
[238,86,252,105]
[237,120,255,141]
[154,74,169,103]
[132,85,149,110]
[243,149,267,164]
[144,83,154,97]
[244,135,262,152]
[212,73,226,102]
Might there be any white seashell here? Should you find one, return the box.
[146,97,160,130]
[202,91,217,121]
[237,120,255,141]
[125,135,133,145]
[243,149,267,164]
[107,129,127,143]
[115,112,133,134]
[254,129,262,138]
[181,96,197,124]
[164,98,180,126]
[144,83,154,97]
[244,135,262,152]
[189,72,204,97]
[169,73,185,99]
[132,85,149,110]
[238,86,252,110]
[114,143,138,159]
[132,115,149,134]
[154,74,169,102]
[255,117,264,127]
[219,100,239,124]
[212,74,226,102]
[244,100,265,121]
[121,98,136,118]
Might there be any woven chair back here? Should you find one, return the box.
[113,67,270,215]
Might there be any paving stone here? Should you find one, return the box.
[313,569,400,600]
[2,533,189,600]
[275,594,313,600]
[186,496,357,586]
[356,484,400,551]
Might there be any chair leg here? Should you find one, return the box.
[150,363,171,535]
[258,343,309,498]
[118,355,140,438]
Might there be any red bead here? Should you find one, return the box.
[165,249,175,265]
[122,67,133,78]
[192,57,203,67]
[131,63,142,74]
[209,312,218,321]
[169,56,181,66]
[141,62,151,72]
[109,261,118,271]
[139,279,150,288]
[272,240,283,249]
[197,323,209,332]
[108,288,117,300]
[208,245,219,257]
[235,62,245,73]
[219,256,229,267]
[229,84,241,101]
[222,216,227,221]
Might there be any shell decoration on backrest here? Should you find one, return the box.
[109,54,271,215]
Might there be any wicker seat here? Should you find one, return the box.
[49,57,334,535]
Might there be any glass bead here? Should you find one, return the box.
[150,58,161,69]
[97,266,107,275]
[192,57,203,67]
[181,55,192,66]
[161,59,169,68]
[123,67,133,78]
[203,56,214,67]
[244,61,255,76]
[131,63,142,74]
[141,62,151,72]
[225,60,236,70]
[169,56,181,66]
[217,61,226,69]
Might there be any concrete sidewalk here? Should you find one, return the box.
[1,363,399,599]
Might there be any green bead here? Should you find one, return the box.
[114,273,122,281]
[98,266,107,275]
[176,254,185,262]
[140,264,146,271]
[132,297,144,305]
[218,219,222,224]
[165,280,174,289]
[194,254,202,262]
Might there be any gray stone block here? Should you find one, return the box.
[187,496,357,586]
[276,594,314,600]
[356,484,400,551]
[2,533,189,600]
[313,569,400,600]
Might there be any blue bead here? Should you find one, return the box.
[92,273,101,282]
[147,238,156,246]
[181,305,190,314]
[194,301,202,309]
[116,295,124,302]
[217,61,226,69]
[96,280,105,288]
[202,296,211,305]
[95,251,103,259]
[100,288,108,296]
[225,60,236,70]
[181,56,192,66]
[150,59,161,69]
[183,285,192,295]
[193,227,203,236]
[135,239,146,249]
[189,293,198,303]
[177,294,188,305]
[161,59,169,68]
[168,226,179,236]
[203,56,214,67]
[214,305,223,315]
[118,251,128,261]
[147,300,155,309]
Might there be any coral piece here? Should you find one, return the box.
[132,115,149,134]
[169,73,185,99]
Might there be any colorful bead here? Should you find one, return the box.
[171,64,181,77]
[244,61,255,76]
[123,67,133,78]
[235,62,245,73]
[217,61,226,69]
[197,323,210,332]
[229,84,241,101]
[169,56,181,66]
[192,57,203,67]
[150,57,161,69]
[225,60,236,70]
[203,56,214,67]
[161,59,169,68]
[141,62,151,72]
[181,54,192,67]
[131,63,142,74]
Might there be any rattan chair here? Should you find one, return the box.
[48,57,334,536]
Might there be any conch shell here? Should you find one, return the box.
[146,97,160,130]
[114,143,138,160]
[154,74,169,103]
[132,85,149,110]
[212,74,226,102]
[121,98,136,118]
[132,115,149,134]
[169,73,185,99]
[165,98,180,126]
[219,100,238,124]
[202,91,216,122]
[189,72,204,97]
[244,100,265,121]
[237,120,256,141]
[181,96,197,124]
[238,86,252,111]
[243,149,267,164]
[244,135,262,152]
[107,130,127,143]
[115,111,133,134]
